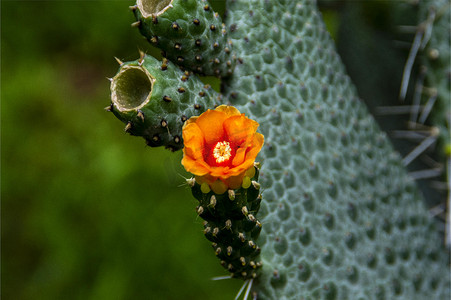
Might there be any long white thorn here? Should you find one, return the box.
[409,66,427,127]
[243,279,253,300]
[418,90,438,124]
[211,275,232,281]
[397,25,418,34]
[402,130,438,166]
[375,105,424,115]
[390,130,429,141]
[399,29,423,101]
[430,203,445,217]
[408,168,443,180]
[420,8,436,49]
[235,280,249,300]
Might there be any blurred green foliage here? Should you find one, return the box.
[1,1,238,299]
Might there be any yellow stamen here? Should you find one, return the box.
[213,141,232,163]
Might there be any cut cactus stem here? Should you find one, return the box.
[108,54,221,151]
[190,165,263,280]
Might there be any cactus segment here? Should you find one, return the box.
[190,165,263,280]
[109,54,221,150]
[221,0,450,298]
[132,0,236,77]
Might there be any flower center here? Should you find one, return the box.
[213,141,232,163]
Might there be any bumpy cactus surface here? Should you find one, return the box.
[191,165,263,280]
[108,0,450,299]
[132,0,236,77]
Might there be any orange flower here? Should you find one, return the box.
[182,105,264,194]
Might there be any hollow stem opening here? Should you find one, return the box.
[111,66,154,112]
[137,0,173,18]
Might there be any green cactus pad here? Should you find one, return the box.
[221,0,450,298]
[131,0,236,77]
[189,165,263,280]
[108,54,221,151]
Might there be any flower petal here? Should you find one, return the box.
[182,155,210,176]
[182,123,205,160]
[244,132,264,161]
[224,115,259,146]
[195,109,228,145]
[232,147,246,166]
[215,105,241,117]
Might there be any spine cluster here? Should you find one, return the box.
[189,164,263,280]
